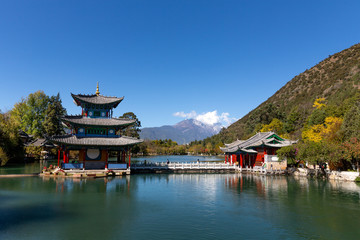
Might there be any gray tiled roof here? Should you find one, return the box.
[71,93,124,107]
[62,115,136,127]
[26,138,55,148]
[49,134,143,147]
[224,139,245,148]
[220,131,297,153]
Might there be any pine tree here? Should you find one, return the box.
[43,93,67,136]
[119,112,141,138]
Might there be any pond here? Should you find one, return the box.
[1,156,360,239]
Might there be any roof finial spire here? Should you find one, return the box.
[96,82,100,96]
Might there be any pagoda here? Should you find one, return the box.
[50,83,143,171]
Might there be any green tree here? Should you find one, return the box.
[342,137,360,170]
[0,112,24,166]
[11,91,50,138]
[120,112,141,138]
[284,108,300,133]
[277,145,297,165]
[297,141,342,168]
[260,118,284,134]
[43,93,67,136]
[341,103,360,141]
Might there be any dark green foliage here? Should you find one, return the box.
[0,112,24,166]
[297,141,343,167]
[277,145,297,165]
[43,93,67,136]
[341,102,360,141]
[306,108,327,126]
[120,112,141,139]
[138,139,187,155]
[283,108,300,133]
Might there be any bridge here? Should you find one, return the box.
[131,162,237,173]
[131,162,286,175]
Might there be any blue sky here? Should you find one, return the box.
[1,0,360,128]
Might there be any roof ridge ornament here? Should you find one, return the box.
[96,82,100,96]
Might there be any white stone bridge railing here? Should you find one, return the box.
[131,162,237,170]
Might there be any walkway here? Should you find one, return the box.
[131,162,286,175]
[131,162,237,171]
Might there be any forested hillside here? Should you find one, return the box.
[206,43,360,144]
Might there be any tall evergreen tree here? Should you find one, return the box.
[43,93,67,136]
[119,112,141,139]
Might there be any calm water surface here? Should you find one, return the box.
[1,156,360,239]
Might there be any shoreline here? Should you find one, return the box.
[1,167,359,182]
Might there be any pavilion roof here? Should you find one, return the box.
[71,93,124,107]
[26,138,56,148]
[220,131,297,153]
[49,134,143,148]
[62,115,136,128]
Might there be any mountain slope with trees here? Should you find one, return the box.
[206,43,360,144]
[198,43,360,170]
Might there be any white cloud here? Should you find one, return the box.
[173,110,197,119]
[173,110,237,126]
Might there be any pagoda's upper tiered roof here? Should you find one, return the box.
[50,134,143,149]
[71,93,124,107]
[62,115,136,128]
[220,132,297,153]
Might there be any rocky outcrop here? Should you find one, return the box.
[328,171,359,181]
[291,167,359,181]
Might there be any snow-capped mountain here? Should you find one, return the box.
[140,119,223,144]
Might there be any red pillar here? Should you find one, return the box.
[63,150,66,164]
[233,154,237,164]
[105,150,108,169]
[128,150,131,168]
[57,149,60,167]
[240,154,243,168]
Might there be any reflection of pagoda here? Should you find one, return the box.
[50,83,143,171]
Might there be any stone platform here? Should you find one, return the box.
[40,167,130,178]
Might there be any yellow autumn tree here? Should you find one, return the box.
[302,124,324,142]
[321,116,343,141]
[302,116,343,142]
[260,118,283,134]
[313,98,326,109]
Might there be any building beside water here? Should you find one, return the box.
[220,132,296,170]
[50,83,143,172]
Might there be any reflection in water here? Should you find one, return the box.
[224,174,360,239]
[40,176,131,195]
[1,174,360,239]
[225,173,360,199]
[225,174,289,199]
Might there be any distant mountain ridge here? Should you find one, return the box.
[140,119,222,144]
